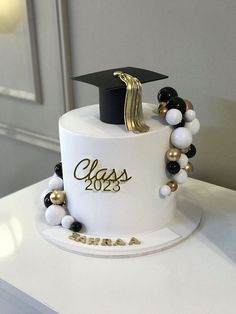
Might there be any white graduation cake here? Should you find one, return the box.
[40,67,201,257]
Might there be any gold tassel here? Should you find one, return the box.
[113,71,149,133]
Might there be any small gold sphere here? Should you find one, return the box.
[184,99,194,110]
[50,190,66,205]
[185,162,194,174]
[167,180,178,192]
[158,102,168,117]
[166,148,181,161]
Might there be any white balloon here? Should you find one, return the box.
[185,118,200,135]
[159,185,171,197]
[184,110,196,122]
[171,127,192,149]
[178,154,189,168]
[173,169,188,184]
[61,215,75,229]
[48,176,63,191]
[45,205,66,225]
[165,109,182,125]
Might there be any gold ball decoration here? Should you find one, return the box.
[50,190,66,205]
[184,99,194,110]
[167,180,178,192]
[158,102,168,117]
[185,162,194,174]
[166,148,181,161]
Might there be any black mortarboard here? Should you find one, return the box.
[73,67,168,124]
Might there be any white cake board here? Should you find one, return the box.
[37,197,202,258]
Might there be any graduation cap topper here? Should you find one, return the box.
[73,67,168,132]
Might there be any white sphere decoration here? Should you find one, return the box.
[45,205,66,226]
[185,118,200,135]
[40,189,51,206]
[178,154,189,168]
[165,109,182,125]
[159,185,171,197]
[171,127,192,149]
[61,215,75,229]
[48,176,63,191]
[184,109,196,122]
[173,169,188,184]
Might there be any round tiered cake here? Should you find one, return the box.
[39,67,202,257]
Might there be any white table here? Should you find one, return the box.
[0,178,236,314]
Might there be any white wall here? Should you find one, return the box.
[1,0,235,197]
[0,0,63,198]
[68,0,236,190]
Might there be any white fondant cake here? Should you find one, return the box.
[59,103,175,237]
[39,70,202,257]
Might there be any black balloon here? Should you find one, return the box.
[173,118,185,128]
[167,97,187,114]
[166,161,180,174]
[70,221,82,232]
[157,87,178,103]
[54,162,63,179]
[186,144,196,158]
[44,192,52,208]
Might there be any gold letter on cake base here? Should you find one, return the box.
[75,235,87,243]
[101,238,112,246]
[128,237,141,245]
[113,238,126,246]
[87,237,100,245]
[68,232,78,241]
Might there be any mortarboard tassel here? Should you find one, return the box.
[113,71,149,133]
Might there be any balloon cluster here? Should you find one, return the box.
[157,87,200,197]
[41,162,82,232]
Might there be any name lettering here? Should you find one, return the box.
[69,233,141,247]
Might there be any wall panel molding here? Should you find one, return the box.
[0,123,59,152]
[0,1,74,152]
[26,0,42,103]
[0,0,42,103]
[56,0,75,112]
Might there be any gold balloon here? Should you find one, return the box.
[50,190,66,205]
[185,162,194,174]
[166,148,181,161]
[167,180,178,192]
[158,102,168,117]
[184,99,193,110]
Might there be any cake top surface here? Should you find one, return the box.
[59,103,168,139]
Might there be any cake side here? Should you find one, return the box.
[39,78,201,257]
[59,103,175,237]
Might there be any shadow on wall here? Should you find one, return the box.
[192,97,236,190]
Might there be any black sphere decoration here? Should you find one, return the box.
[173,118,185,128]
[186,144,197,158]
[54,162,63,179]
[44,192,52,208]
[157,87,178,103]
[166,161,181,174]
[70,221,82,232]
[167,97,187,114]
